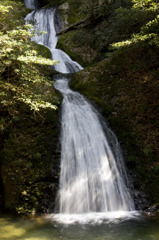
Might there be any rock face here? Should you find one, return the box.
[57,30,98,67]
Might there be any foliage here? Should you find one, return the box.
[132,0,159,9]
[109,1,159,51]
[0,1,28,31]
[0,0,58,113]
[0,0,62,214]
[63,0,159,62]
[68,0,114,19]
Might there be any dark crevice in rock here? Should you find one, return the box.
[0,172,4,213]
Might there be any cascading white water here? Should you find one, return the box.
[54,76,134,213]
[24,0,37,9]
[25,8,58,49]
[25,8,82,73]
[25,5,135,221]
[51,49,82,73]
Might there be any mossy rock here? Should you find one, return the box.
[34,44,52,59]
[57,30,98,67]
[1,99,61,214]
[58,1,84,27]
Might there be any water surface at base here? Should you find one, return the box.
[0,214,159,240]
[49,211,140,225]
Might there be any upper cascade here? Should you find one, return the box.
[25,8,59,50]
[24,0,38,9]
[25,8,83,73]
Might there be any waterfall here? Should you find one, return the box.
[25,8,82,73]
[54,76,134,213]
[25,8,59,49]
[24,0,38,9]
[25,5,135,221]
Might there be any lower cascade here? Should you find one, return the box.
[24,0,135,220]
[54,76,135,214]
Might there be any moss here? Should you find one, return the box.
[34,44,51,59]
[1,89,61,214]
[57,30,98,67]
[58,1,84,26]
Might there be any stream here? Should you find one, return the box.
[0,213,159,240]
